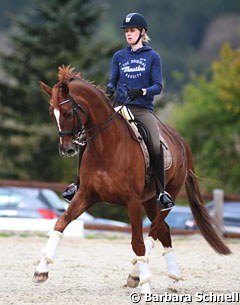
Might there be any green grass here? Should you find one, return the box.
[0,232,46,238]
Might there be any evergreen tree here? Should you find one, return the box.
[0,0,115,181]
[171,44,240,193]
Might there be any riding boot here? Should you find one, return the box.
[152,144,175,211]
[62,144,86,202]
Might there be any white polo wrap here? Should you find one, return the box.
[41,230,63,264]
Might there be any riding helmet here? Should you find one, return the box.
[121,13,148,30]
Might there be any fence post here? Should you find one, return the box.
[213,189,224,236]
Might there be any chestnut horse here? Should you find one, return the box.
[33,66,230,293]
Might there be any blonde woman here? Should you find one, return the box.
[106,12,174,210]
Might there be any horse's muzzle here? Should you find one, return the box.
[59,143,79,157]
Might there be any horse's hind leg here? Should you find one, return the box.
[142,197,171,246]
[142,197,182,280]
[126,197,166,289]
[156,222,182,280]
[33,191,95,283]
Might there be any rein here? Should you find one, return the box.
[58,94,127,146]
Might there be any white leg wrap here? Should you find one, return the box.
[36,257,49,273]
[40,231,63,264]
[138,260,151,285]
[144,236,155,256]
[131,255,149,265]
[163,248,183,280]
[129,237,154,279]
[129,263,140,277]
[131,256,151,285]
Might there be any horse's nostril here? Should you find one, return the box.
[67,148,75,155]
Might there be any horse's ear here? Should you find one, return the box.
[39,81,52,97]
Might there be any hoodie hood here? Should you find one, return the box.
[126,44,153,54]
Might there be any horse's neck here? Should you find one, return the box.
[87,100,113,127]
[84,102,123,155]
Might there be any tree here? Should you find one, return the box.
[0,0,116,181]
[1,0,240,93]
[171,44,240,193]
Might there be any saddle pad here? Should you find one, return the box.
[160,135,172,170]
[114,106,172,170]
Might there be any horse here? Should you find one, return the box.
[33,66,231,294]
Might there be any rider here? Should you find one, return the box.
[106,12,174,210]
[63,12,174,211]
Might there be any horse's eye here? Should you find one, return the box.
[65,112,73,119]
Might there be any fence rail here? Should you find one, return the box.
[0,179,240,201]
[0,179,68,192]
[0,179,239,238]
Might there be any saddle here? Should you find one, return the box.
[114,106,172,171]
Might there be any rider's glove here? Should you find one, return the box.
[126,89,144,100]
[106,85,115,98]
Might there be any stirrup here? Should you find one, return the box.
[62,183,78,202]
[157,191,175,211]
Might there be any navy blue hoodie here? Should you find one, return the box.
[107,44,162,111]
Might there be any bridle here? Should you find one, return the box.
[56,94,124,146]
[57,95,87,141]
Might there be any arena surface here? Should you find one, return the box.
[1,234,239,305]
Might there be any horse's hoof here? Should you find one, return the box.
[32,272,49,283]
[127,274,140,288]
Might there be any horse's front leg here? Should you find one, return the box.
[127,236,155,289]
[33,191,94,283]
[127,198,152,294]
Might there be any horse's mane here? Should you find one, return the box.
[57,65,106,96]
[58,65,82,82]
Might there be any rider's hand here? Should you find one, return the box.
[126,89,144,100]
[106,85,115,98]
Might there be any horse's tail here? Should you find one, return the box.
[185,147,231,255]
